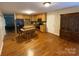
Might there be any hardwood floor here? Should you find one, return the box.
[1,32,79,56]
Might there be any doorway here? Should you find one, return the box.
[4,14,15,33]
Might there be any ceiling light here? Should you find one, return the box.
[22,10,35,14]
[43,2,51,7]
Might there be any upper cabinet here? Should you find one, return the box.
[37,13,46,21]
[31,13,46,21]
[15,13,47,21]
[24,15,30,20]
[16,14,24,19]
[16,14,30,20]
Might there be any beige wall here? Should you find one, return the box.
[47,7,79,36]
[0,13,6,55]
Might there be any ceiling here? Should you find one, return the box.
[0,2,79,14]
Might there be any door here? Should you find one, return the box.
[60,13,79,41]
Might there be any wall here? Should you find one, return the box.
[47,7,79,36]
[47,13,60,36]
[0,12,6,55]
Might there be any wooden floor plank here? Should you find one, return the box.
[1,32,79,56]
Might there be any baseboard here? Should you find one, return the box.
[47,32,60,37]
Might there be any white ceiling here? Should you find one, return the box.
[0,2,79,14]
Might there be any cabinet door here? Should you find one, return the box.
[60,13,79,41]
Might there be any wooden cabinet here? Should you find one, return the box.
[16,13,47,32]
[16,14,24,19]
[31,13,47,32]
[31,13,46,21]
[40,24,46,32]
[24,15,30,20]
[16,14,30,20]
[60,13,79,41]
[37,13,46,21]
[31,15,38,21]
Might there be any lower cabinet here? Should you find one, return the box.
[40,24,46,32]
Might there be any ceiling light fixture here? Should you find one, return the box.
[43,2,51,7]
[22,10,35,14]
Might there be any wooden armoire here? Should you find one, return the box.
[60,12,79,41]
